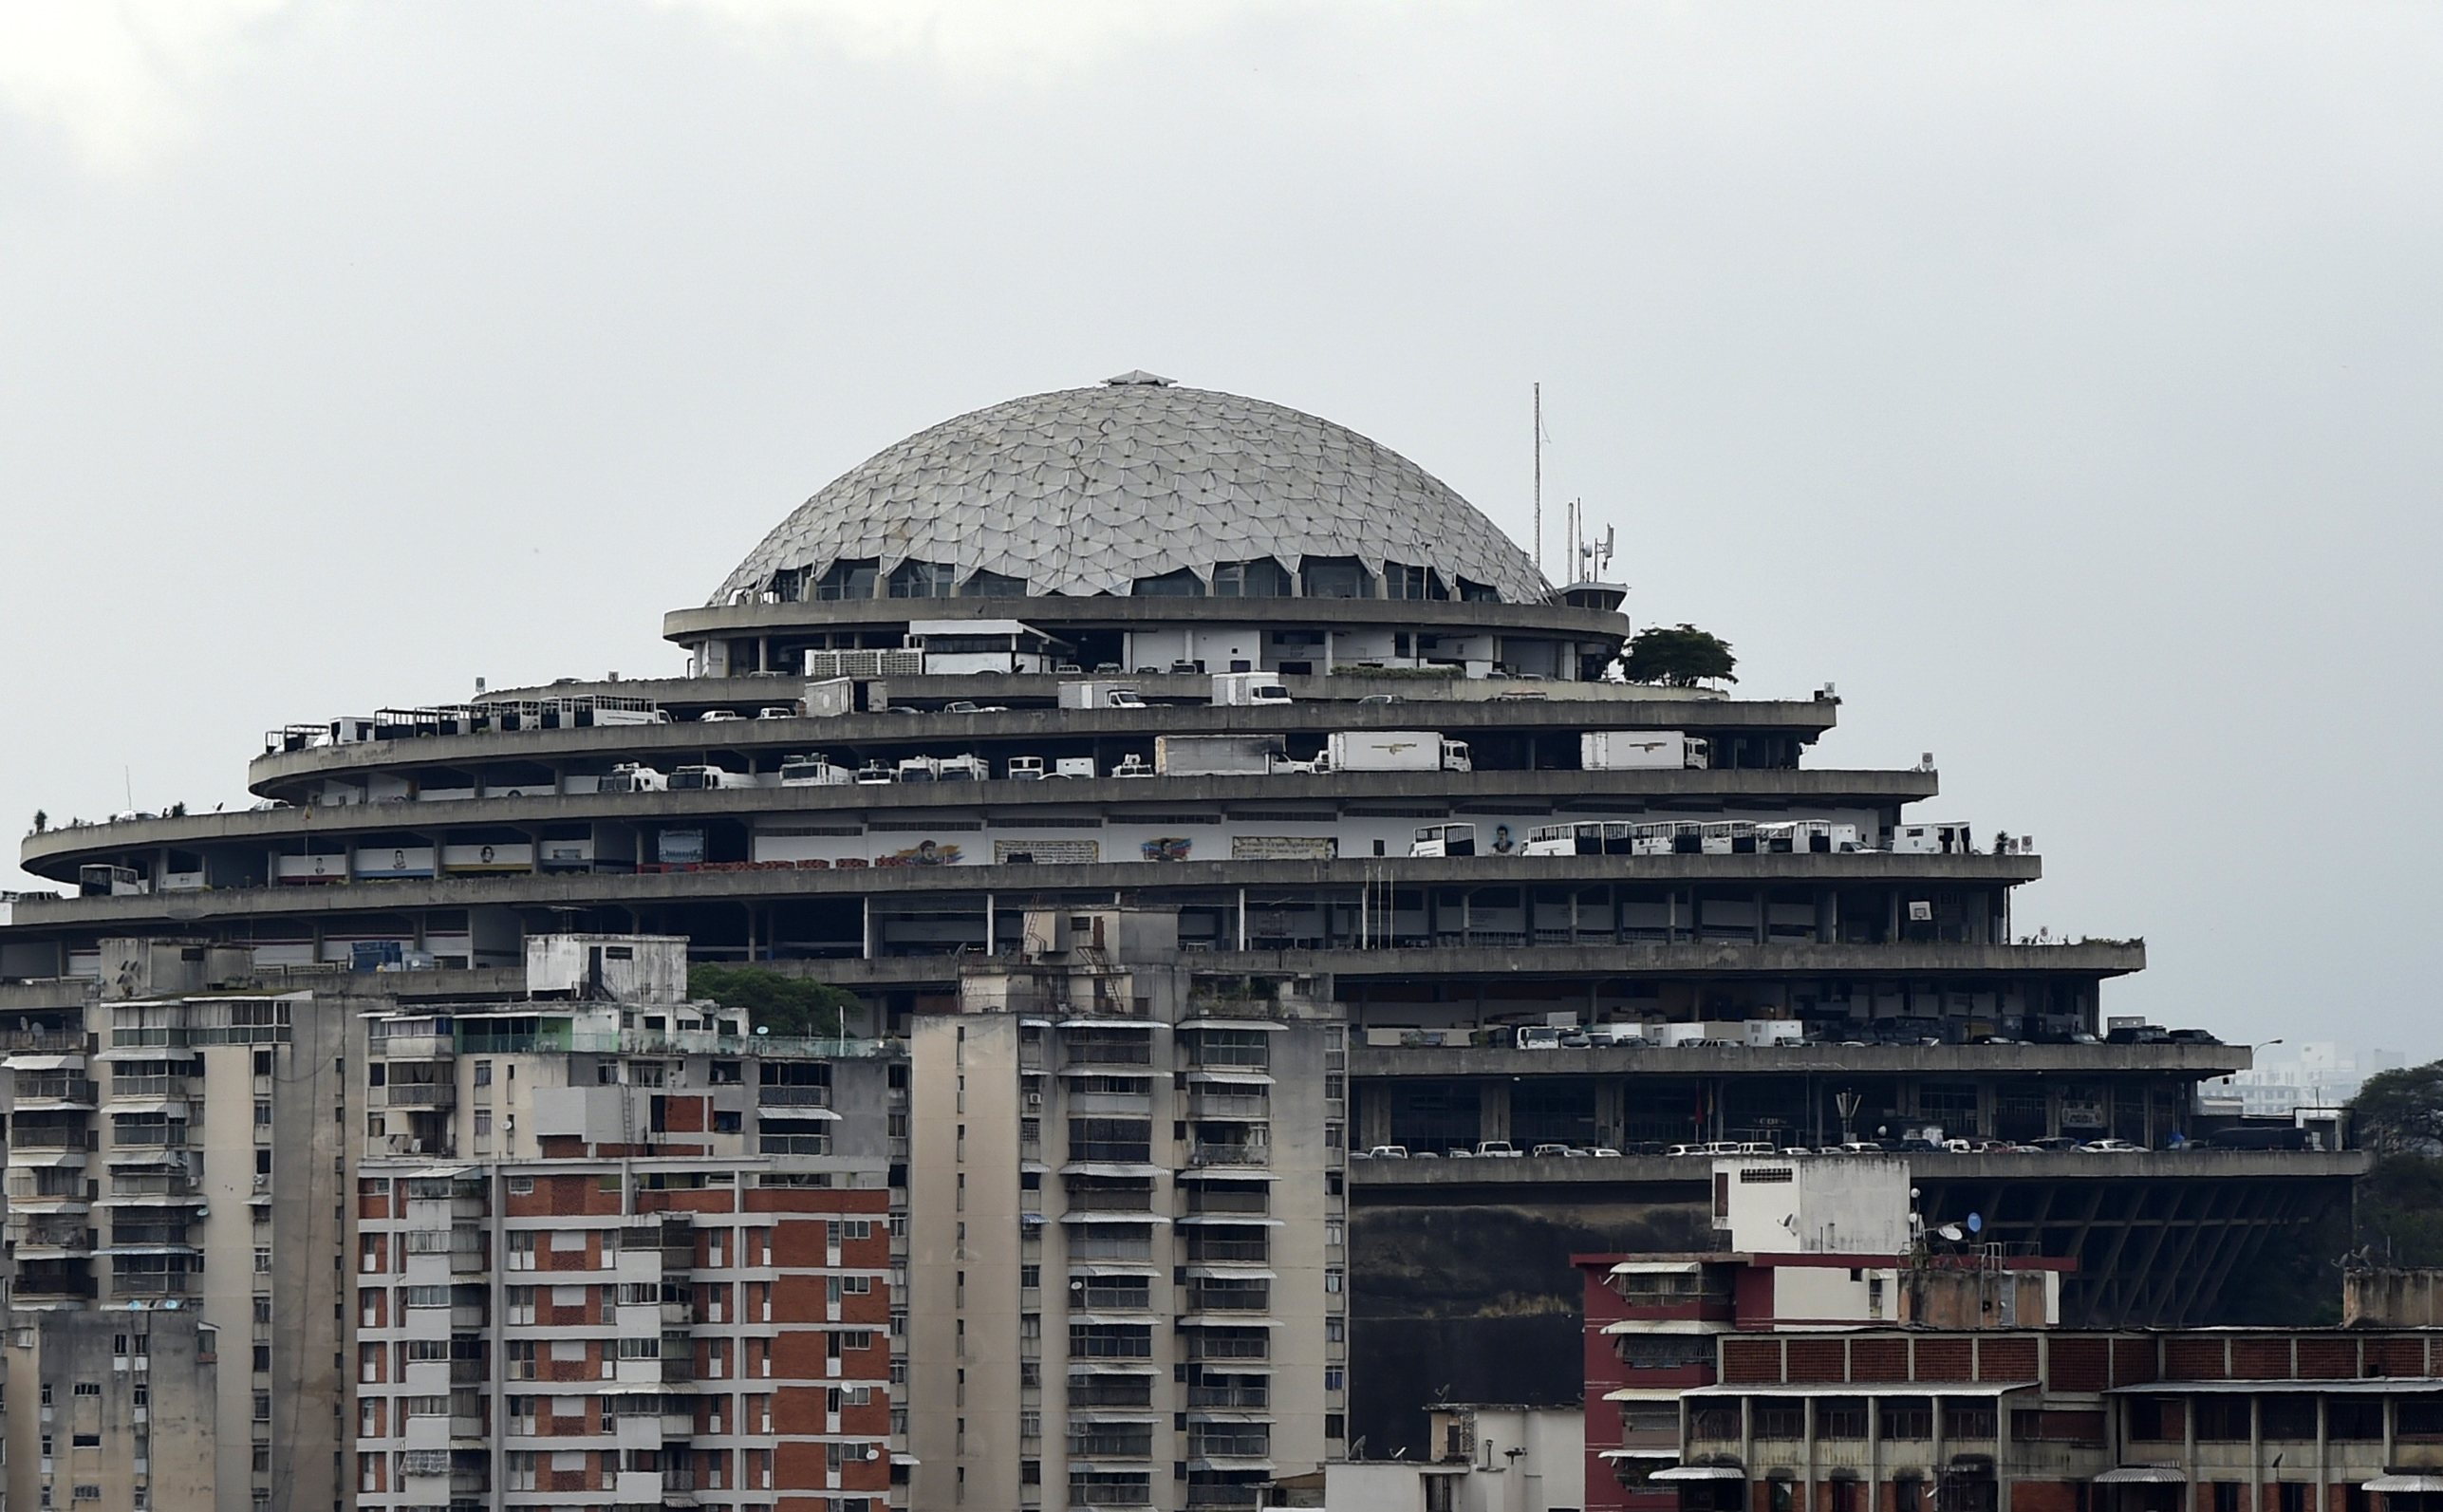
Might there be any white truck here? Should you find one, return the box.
[1155,735,1285,776]
[1210,672,1292,707]
[894,756,988,783]
[1890,821,1974,854]
[601,763,666,793]
[777,755,855,787]
[1058,681,1147,710]
[668,765,753,791]
[1328,731,1472,773]
[1053,757,1098,780]
[1581,730,1710,770]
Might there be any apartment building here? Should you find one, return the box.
[349,936,899,1512]
[906,907,1347,1512]
[0,941,347,1512]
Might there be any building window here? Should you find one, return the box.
[1130,568,1204,597]
[1212,558,1292,598]
[1299,555,1373,599]
[815,558,879,600]
[887,560,958,599]
[962,569,1029,597]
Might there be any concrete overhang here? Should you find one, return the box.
[658,593,1633,644]
[1347,1148,2372,1190]
[237,699,1848,793]
[25,769,1943,876]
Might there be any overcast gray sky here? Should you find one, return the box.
[3,2,2437,1057]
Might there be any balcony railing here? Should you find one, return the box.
[1186,1092,1268,1121]
[385,1084,457,1108]
[1186,1385,1269,1409]
[1186,1143,1268,1168]
[16,1273,99,1297]
[105,1076,194,1100]
[755,1084,833,1108]
[756,1134,830,1156]
[1184,1237,1269,1263]
[10,1127,92,1148]
[0,1030,88,1055]
[110,1125,189,1148]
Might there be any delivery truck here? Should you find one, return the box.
[1580,730,1710,770]
[1210,672,1292,706]
[1326,731,1472,773]
[1058,681,1147,710]
[1155,735,1287,776]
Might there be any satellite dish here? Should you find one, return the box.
[1938,1224,1966,1242]
[1967,1212,1984,1235]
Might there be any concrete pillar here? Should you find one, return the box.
[1479,1080,1509,1146]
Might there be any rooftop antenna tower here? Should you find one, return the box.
[1532,383,1543,580]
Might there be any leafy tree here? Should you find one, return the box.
[1619,624,1738,686]
[2351,1062,2443,1156]
[688,966,860,1037]
[2356,1155,2443,1267]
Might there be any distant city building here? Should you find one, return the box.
[2199,1041,2405,1119]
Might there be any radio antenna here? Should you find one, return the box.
[1532,382,1542,579]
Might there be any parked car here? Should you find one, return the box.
[699,710,742,722]
[2078,1138,2147,1153]
[1475,1141,1522,1158]
[1588,1147,1623,1158]
[1529,1143,1571,1158]
[1356,693,1407,705]
[1366,1145,1409,1160]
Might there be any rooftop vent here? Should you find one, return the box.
[1103,369,1175,387]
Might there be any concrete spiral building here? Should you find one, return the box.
[0,373,2359,1511]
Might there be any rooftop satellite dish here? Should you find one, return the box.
[1938,1224,1966,1242]
[1967,1212,1984,1235]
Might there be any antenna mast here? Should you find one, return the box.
[1533,383,1542,579]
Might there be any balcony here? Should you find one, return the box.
[1184,1236,1269,1264]
[1186,1092,1268,1121]
[1184,1484,1263,1509]
[1186,1143,1268,1169]
[9,1127,93,1150]
[14,1077,99,1106]
[112,1272,192,1297]
[378,1034,456,1061]
[755,1084,833,1109]
[104,1075,194,1101]
[15,1271,98,1298]
[0,1030,89,1055]
[1187,1384,1269,1409]
[386,1083,457,1109]
[757,1132,831,1156]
